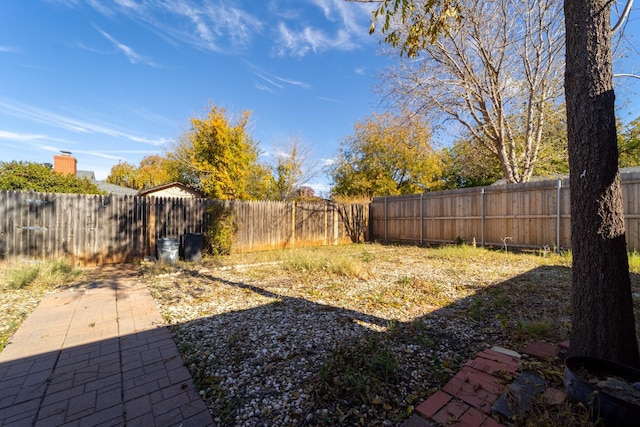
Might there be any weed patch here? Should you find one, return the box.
[315,334,398,409]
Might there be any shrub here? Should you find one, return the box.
[205,202,237,256]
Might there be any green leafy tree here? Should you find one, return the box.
[618,117,640,168]
[530,104,569,178]
[0,161,102,194]
[135,155,173,190]
[245,163,275,201]
[329,111,443,197]
[168,104,264,200]
[441,140,502,189]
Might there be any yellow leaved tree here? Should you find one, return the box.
[169,104,269,200]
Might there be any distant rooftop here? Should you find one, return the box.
[76,170,95,180]
[93,180,139,196]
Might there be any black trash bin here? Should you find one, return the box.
[156,238,179,264]
[182,233,203,262]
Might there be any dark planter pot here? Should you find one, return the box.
[564,356,640,426]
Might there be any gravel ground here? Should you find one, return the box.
[4,244,634,426]
[143,244,577,426]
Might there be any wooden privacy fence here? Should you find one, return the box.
[0,191,369,265]
[230,200,368,252]
[370,171,640,251]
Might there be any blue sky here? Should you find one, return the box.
[1,1,640,195]
[0,0,390,193]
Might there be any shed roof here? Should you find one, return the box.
[137,182,204,198]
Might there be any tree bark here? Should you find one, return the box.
[564,0,639,364]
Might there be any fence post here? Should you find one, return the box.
[481,188,486,246]
[384,196,388,243]
[557,179,562,252]
[291,201,296,249]
[333,204,339,245]
[420,193,424,245]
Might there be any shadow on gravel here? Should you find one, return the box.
[159,263,578,426]
[6,259,628,426]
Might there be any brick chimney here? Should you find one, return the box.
[53,151,77,176]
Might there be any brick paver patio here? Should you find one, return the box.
[0,268,214,426]
[403,343,567,427]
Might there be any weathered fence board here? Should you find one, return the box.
[0,192,368,264]
[371,174,640,252]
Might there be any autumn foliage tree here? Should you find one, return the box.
[106,162,137,189]
[106,155,173,190]
[168,105,267,200]
[329,111,443,197]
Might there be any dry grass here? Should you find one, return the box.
[0,258,85,351]
[2,244,639,425]
[143,243,626,426]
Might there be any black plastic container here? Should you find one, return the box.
[564,356,640,426]
[182,233,203,262]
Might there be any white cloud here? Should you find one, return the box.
[247,62,312,92]
[0,46,17,53]
[317,96,343,105]
[273,0,374,56]
[323,157,336,167]
[85,0,263,53]
[0,100,169,146]
[95,27,157,67]
[0,130,49,141]
[71,149,153,161]
[86,0,113,15]
[254,72,285,90]
[255,83,275,93]
[276,22,358,57]
[114,0,142,11]
[53,0,371,57]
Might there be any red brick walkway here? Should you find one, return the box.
[0,269,214,426]
[403,342,565,427]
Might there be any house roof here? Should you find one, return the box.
[77,170,96,180]
[137,182,204,198]
[73,168,137,195]
[94,180,139,196]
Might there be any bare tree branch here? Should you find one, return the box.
[612,0,633,33]
[377,0,564,183]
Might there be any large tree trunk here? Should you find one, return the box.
[564,0,639,364]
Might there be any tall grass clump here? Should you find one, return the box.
[283,250,326,272]
[429,243,491,260]
[282,249,367,278]
[327,255,367,278]
[7,264,41,289]
[2,258,83,290]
